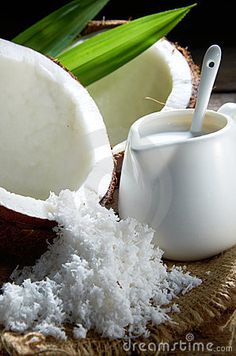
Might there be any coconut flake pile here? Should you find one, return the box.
[0,189,201,340]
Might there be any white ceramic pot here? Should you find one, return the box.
[119,104,236,261]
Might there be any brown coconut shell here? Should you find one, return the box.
[0,206,57,264]
[175,43,200,108]
[0,20,200,264]
[81,19,129,35]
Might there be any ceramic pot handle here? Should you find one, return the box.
[218,103,236,121]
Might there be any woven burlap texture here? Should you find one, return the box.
[0,243,236,355]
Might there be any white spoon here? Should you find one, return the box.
[190,45,222,135]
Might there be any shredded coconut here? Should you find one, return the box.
[0,189,202,339]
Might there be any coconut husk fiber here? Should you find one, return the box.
[1,154,236,355]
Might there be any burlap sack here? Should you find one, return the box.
[0,232,236,355]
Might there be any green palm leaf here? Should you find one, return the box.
[58,4,196,86]
[13,0,110,57]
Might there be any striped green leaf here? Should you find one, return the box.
[13,0,110,57]
[58,4,196,86]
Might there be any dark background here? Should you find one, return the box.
[0,0,234,51]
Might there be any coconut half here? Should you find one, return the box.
[70,20,199,150]
[0,38,113,260]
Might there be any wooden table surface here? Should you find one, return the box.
[191,47,236,110]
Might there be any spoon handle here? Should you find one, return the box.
[190,45,222,135]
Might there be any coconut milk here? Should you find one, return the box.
[140,131,195,145]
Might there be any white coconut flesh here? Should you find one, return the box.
[0,39,113,219]
[88,38,193,149]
